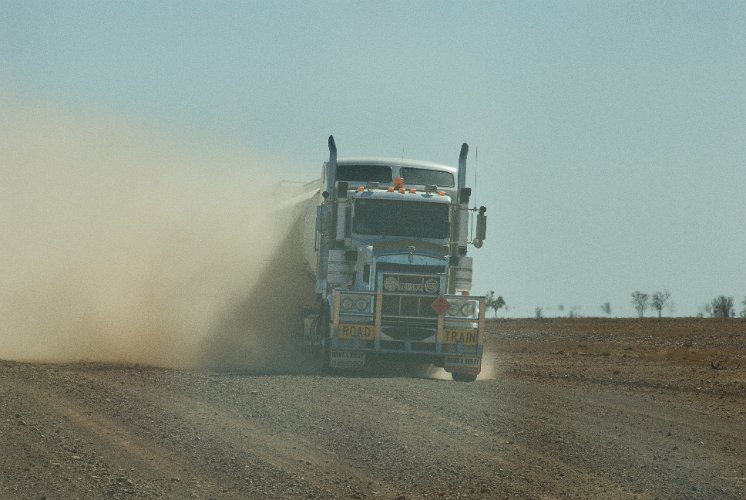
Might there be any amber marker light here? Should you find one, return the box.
[399,188,406,193]
[438,191,446,196]
[357,186,365,192]
[409,188,416,194]
[387,186,395,192]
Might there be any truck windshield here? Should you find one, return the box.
[337,164,392,183]
[353,199,450,239]
[399,167,455,187]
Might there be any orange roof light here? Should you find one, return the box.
[399,188,406,193]
[387,186,395,192]
[409,188,416,194]
[357,186,365,192]
[438,191,446,196]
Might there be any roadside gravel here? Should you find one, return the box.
[2,318,744,499]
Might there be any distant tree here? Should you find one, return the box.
[568,305,581,318]
[535,306,543,319]
[485,291,506,318]
[701,303,713,317]
[741,297,746,318]
[711,296,735,318]
[650,290,671,318]
[601,302,612,316]
[557,304,565,314]
[631,291,649,318]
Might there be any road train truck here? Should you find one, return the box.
[299,136,487,382]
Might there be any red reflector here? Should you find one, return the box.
[431,296,450,315]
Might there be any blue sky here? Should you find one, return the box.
[2,1,745,317]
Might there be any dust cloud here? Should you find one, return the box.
[0,98,314,370]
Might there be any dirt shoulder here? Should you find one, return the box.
[491,317,746,397]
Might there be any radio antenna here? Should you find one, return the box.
[473,146,479,210]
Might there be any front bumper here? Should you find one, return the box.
[329,291,485,374]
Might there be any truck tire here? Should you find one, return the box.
[318,305,334,374]
[451,372,477,382]
[319,314,334,373]
[319,336,333,373]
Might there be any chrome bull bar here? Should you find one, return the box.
[330,290,486,356]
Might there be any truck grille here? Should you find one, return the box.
[378,272,441,340]
[380,317,436,341]
[381,294,438,318]
[380,272,440,319]
[381,292,438,340]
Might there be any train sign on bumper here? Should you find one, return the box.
[445,355,481,375]
[439,328,479,346]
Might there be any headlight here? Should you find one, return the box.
[341,297,354,312]
[447,302,461,316]
[446,300,478,318]
[340,294,371,313]
[355,297,370,312]
[460,302,476,317]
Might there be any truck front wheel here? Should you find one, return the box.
[318,307,333,373]
[319,336,332,373]
[451,372,477,382]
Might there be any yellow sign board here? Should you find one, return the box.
[337,324,376,341]
[439,328,479,345]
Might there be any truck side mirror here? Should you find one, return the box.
[473,206,487,248]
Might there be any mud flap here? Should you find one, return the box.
[302,308,321,347]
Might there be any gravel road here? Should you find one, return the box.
[2,318,745,499]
